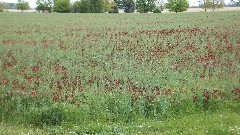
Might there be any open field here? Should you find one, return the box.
[182,7,240,12]
[0,11,240,134]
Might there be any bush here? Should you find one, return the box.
[153,8,161,13]
[108,9,119,13]
[28,103,66,127]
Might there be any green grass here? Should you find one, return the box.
[0,11,240,134]
[1,110,240,134]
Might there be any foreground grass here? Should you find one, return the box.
[1,110,240,135]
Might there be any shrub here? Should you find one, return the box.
[153,8,161,13]
[28,103,66,127]
[108,9,119,13]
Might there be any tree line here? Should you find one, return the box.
[0,0,228,13]
[36,0,227,13]
[36,0,188,13]
[0,0,30,12]
[36,0,165,13]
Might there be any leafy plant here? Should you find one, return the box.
[165,0,189,13]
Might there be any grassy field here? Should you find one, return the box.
[0,12,240,134]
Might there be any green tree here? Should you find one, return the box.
[88,0,103,13]
[36,0,53,12]
[77,0,112,13]
[16,0,30,12]
[102,0,112,12]
[114,0,135,13]
[113,0,121,8]
[53,0,70,13]
[165,0,189,13]
[136,0,156,13]
[72,1,80,13]
[123,0,135,13]
[78,0,91,13]
[109,1,119,13]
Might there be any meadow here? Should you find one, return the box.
[0,12,240,134]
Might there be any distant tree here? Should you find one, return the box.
[165,0,189,13]
[230,0,235,5]
[236,0,240,6]
[36,3,45,11]
[77,0,112,13]
[6,3,16,9]
[114,0,135,13]
[72,1,80,13]
[215,0,225,9]
[88,0,102,13]
[0,2,16,11]
[228,0,239,6]
[16,0,30,12]
[36,0,53,12]
[78,0,91,13]
[201,0,225,11]
[201,0,212,11]
[136,0,157,13]
[102,0,112,12]
[123,0,135,13]
[53,0,70,13]
[109,1,119,13]
[113,0,121,9]
[0,2,7,12]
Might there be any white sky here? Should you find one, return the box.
[0,0,233,8]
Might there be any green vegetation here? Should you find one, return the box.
[71,0,114,13]
[165,0,189,13]
[0,11,240,134]
[36,0,53,12]
[201,0,225,12]
[16,0,30,11]
[1,110,240,134]
[153,8,162,13]
[0,2,7,12]
[115,0,136,13]
[53,0,71,13]
[0,2,16,11]
[136,0,156,13]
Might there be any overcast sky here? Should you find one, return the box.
[0,0,233,8]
